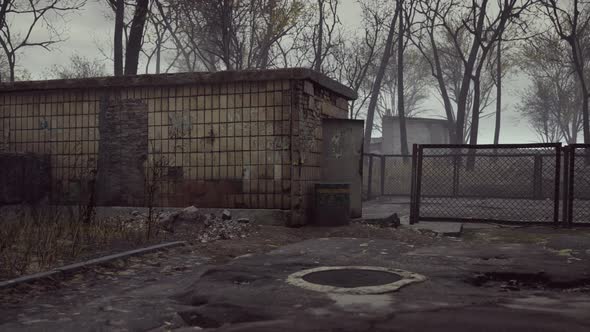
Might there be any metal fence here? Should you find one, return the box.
[563,144,590,225]
[409,144,562,225]
[363,154,412,199]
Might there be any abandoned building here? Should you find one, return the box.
[372,116,451,155]
[0,68,361,225]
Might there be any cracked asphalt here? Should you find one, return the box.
[1,224,589,331]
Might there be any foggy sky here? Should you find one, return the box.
[14,0,537,144]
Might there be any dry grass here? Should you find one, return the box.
[0,205,168,280]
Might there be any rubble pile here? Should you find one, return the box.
[125,206,252,243]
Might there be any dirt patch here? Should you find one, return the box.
[0,206,256,281]
[188,223,440,265]
[467,272,590,292]
[0,223,440,308]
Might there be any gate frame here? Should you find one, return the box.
[409,143,562,226]
[562,144,590,227]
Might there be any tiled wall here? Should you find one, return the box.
[144,80,292,208]
[0,78,349,214]
[0,90,100,201]
[0,80,293,208]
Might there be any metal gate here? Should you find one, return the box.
[562,144,590,225]
[410,143,562,225]
[363,154,412,199]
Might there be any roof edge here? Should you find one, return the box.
[383,115,450,125]
[0,68,357,100]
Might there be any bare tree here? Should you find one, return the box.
[124,0,149,75]
[540,0,590,144]
[519,32,585,143]
[113,0,124,75]
[410,0,457,142]
[332,0,391,120]
[47,54,108,79]
[104,0,150,75]
[312,0,341,72]
[411,0,533,144]
[363,2,399,150]
[0,0,85,82]
[378,49,430,120]
[493,38,502,144]
[154,0,304,72]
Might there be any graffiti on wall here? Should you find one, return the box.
[169,112,192,139]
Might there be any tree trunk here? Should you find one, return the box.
[114,0,125,76]
[221,0,234,70]
[363,7,399,151]
[397,0,408,156]
[467,75,481,170]
[582,89,589,143]
[429,31,456,143]
[125,0,150,75]
[569,38,590,144]
[454,0,488,144]
[314,0,325,72]
[156,42,161,74]
[493,39,501,145]
[8,56,15,82]
[455,60,476,144]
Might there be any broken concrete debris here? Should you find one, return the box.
[123,206,251,243]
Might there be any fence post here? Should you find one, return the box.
[380,155,385,196]
[410,144,418,224]
[561,146,570,227]
[567,147,575,226]
[414,145,424,224]
[367,155,373,200]
[553,145,561,226]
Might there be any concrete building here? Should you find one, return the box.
[0,69,359,225]
[379,116,450,155]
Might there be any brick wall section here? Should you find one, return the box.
[96,99,148,206]
[289,80,349,226]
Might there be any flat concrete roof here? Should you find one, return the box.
[0,68,357,100]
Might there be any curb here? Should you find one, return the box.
[0,241,186,289]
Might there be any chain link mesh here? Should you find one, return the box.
[414,144,561,224]
[362,155,412,199]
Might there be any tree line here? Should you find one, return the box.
[1,0,589,146]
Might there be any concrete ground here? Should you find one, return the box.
[362,196,466,235]
[0,221,589,331]
[1,197,589,331]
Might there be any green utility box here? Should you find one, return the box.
[313,183,351,226]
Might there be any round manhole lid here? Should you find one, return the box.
[301,268,402,288]
[287,266,426,295]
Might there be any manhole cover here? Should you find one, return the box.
[302,269,402,288]
[287,266,426,295]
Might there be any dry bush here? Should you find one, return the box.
[145,144,169,240]
[0,205,157,280]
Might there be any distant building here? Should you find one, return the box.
[368,137,383,154]
[377,116,451,155]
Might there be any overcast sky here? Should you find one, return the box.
[15,0,537,144]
